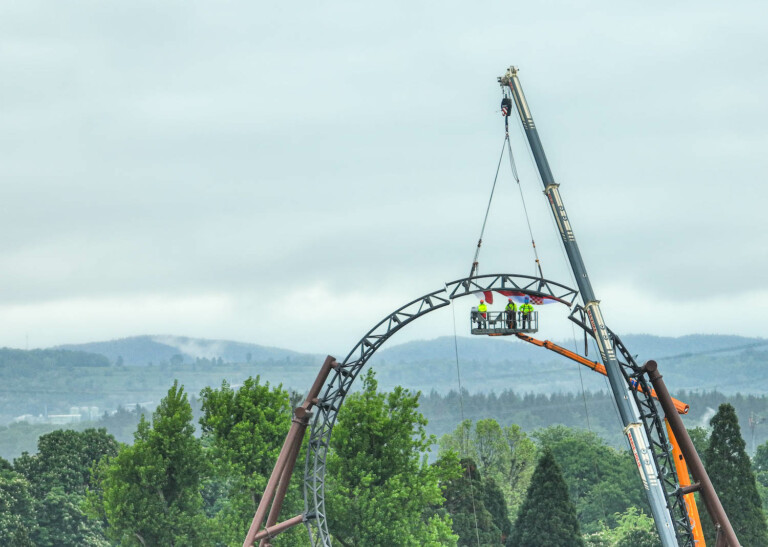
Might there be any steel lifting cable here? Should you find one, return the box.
[506,136,545,279]
[471,91,546,280]
[469,139,507,279]
[450,298,482,547]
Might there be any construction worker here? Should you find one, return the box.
[477,299,488,328]
[505,298,517,329]
[520,296,534,330]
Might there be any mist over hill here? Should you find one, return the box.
[57,335,320,366]
[46,332,768,398]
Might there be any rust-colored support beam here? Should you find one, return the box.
[643,360,740,547]
[515,334,689,414]
[258,410,310,547]
[243,355,339,547]
[253,514,306,542]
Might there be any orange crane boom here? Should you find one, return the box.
[665,420,706,545]
[514,333,689,415]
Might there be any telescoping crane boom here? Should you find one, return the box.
[499,67,683,546]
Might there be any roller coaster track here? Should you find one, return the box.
[568,305,694,545]
[302,274,579,545]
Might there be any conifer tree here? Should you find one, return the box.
[703,403,768,546]
[441,458,502,546]
[508,448,583,547]
[482,476,512,542]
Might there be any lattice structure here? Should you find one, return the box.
[302,274,578,546]
[568,305,695,546]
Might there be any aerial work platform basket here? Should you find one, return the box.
[470,308,538,335]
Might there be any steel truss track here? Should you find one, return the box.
[303,274,578,546]
[568,306,695,546]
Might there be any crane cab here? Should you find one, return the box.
[470,307,538,335]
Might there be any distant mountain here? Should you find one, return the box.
[368,333,768,396]
[56,335,320,366]
[50,333,768,396]
[615,333,768,361]
[373,334,768,366]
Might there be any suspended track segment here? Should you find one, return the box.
[303,274,578,546]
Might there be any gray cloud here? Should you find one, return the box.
[0,1,766,350]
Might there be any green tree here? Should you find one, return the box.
[753,439,768,473]
[15,428,118,496]
[584,507,658,547]
[687,426,709,457]
[0,469,36,546]
[199,376,306,545]
[509,448,583,546]
[703,403,768,546]
[441,458,502,546]
[483,476,512,541]
[753,439,768,514]
[89,381,211,546]
[13,428,117,547]
[535,426,647,534]
[503,423,537,519]
[440,419,536,519]
[327,369,458,546]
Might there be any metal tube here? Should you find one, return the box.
[301,356,338,411]
[259,411,310,546]
[243,356,337,547]
[665,421,705,545]
[644,360,740,547]
[243,355,338,547]
[243,421,304,546]
[252,514,306,542]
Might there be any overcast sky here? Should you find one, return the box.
[1,1,766,355]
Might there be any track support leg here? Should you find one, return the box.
[243,355,339,547]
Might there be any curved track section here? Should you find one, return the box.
[303,274,578,546]
[568,306,694,546]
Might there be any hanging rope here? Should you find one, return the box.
[470,91,546,281]
[450,299,482,547]
[468,138,507,280]
[506,136,545,279]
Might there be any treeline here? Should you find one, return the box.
[419,388,768,451]
[2,375,768,545]
[0,348,110,370]
[0,348,315,426]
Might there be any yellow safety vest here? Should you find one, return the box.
[505,302,517,312]
[521,303,533,313]
[478,303,487,313]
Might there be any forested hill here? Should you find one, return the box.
[54,333,767,369]
[370,333,768,396]
[1,333,768,461]
[38,332,768,399]
[56,335,320,366]
[375,333,768,365]
[0,348,109,368]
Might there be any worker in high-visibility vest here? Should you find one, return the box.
[477,299,488,328]
[505,298,517,329]
[520,297,534,329]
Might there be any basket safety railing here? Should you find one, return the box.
[470,309,538,334]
